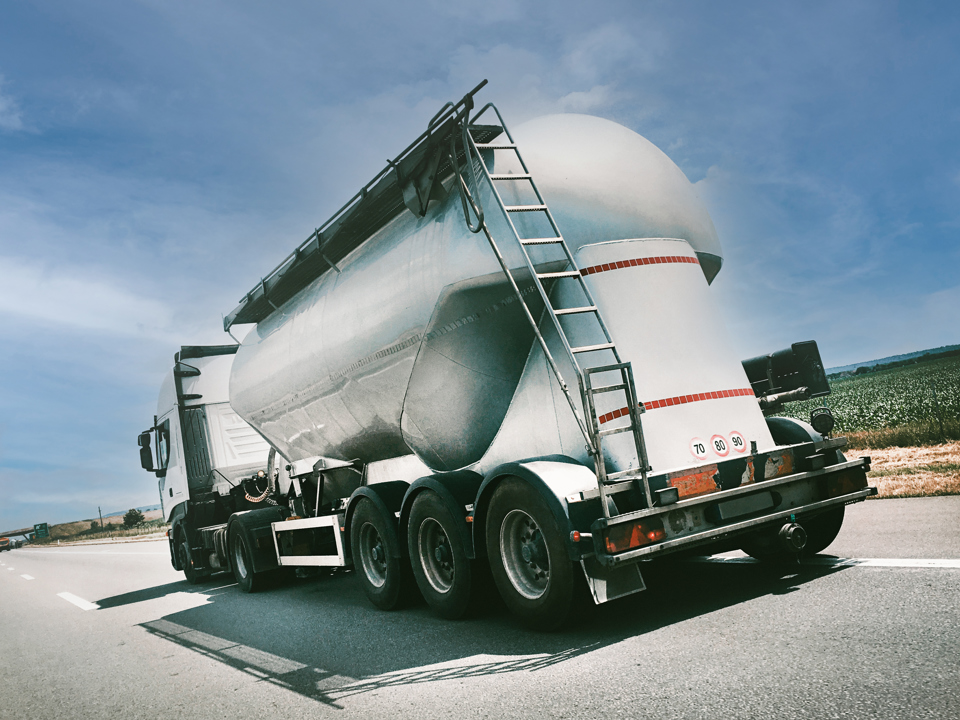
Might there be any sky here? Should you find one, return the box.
[1,1,958,530]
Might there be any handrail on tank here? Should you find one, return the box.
[224,79,489,330]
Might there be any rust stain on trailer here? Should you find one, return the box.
[667,465,720,499]
[764,453,793,479]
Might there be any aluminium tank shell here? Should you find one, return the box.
[229,113,727,471]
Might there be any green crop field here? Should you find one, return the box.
[779,355,960,437]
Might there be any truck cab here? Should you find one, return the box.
[139,345,272,581]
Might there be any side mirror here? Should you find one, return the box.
[138,431,154,472]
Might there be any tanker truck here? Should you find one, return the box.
[139,82,875,629]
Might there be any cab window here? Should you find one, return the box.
[157,420,171,470]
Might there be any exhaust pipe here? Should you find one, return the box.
[778,522,807,554]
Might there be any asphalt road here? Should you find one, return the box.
[1,497,958,720]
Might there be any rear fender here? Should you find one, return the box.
[400,471,483,559]
[344,481,408,559]
[473,456,598,561]
[767,417,844,465]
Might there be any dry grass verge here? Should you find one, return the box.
[845,418,960,449]
[852,441,960,498]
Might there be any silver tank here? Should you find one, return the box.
[230,114,723,471]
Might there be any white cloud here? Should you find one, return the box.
[562,24,649,83]
[0,74,24,131]
[0,256,175,339]
[558,85,618,113]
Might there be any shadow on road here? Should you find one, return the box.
[96,577,233,608]
[125,559,849,709]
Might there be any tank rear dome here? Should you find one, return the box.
[511,114,723,283]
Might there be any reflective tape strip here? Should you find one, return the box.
[598,388,756,424]
[581,255,699,276]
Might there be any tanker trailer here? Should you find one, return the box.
[141,82,875,629]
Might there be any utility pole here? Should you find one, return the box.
[98,506,104,531]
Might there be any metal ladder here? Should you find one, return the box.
[454,103,654,514]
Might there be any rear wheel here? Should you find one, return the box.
[486,477,575,631]
[800,506,845,556]
[741,418,848,561]
[229,524,263,593]
[351,499,410,610]
[408,491,474,619]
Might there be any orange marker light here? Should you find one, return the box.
[604,517,666,554]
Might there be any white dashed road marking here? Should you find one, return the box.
[696,555,960,569]
[57,592,100,611]
[20,574,34,580]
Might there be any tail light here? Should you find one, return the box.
[604,517,666,554]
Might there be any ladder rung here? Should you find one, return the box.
[571,342,616,354]
[599,425,635,438]
[554,305,598,316]
[489,174,532,180]
[589,383,628,394]
[606,469,643,482]
[600,479,636,493]
[505,205,548,212]
[476,143,517,150]
[520,238,562,246]
[538,271,581,279]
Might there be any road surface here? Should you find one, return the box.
[1,497,958,719]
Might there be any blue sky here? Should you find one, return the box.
[1,1,958,530]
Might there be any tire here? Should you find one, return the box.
[741,418,847,562]
[407,491,474,620]
[229,524,263,593]
[485,477,576,631]
[178,539,206,585]
[350,499,410,610]
[800,506,845,556]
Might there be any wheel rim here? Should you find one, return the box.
[500,509,549,600]
[417,518,454,594]
[233,536,249,579]
[358,522,387,588]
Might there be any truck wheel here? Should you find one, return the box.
[351,499,409,610]
[486,477,575,631]
[740,506,845,562]
[229,524,263,593]
[178,539,207,584]
[408,491,474,620]
[741,417,848,562]
[800,506,845,556]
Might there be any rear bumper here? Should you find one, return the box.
[593,458,873,567]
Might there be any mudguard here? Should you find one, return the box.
[473,456,599,561]
[767,417,844,464]
[344,481,408,559]
[400,470,483,559]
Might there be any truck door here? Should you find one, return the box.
[158,413,188,521]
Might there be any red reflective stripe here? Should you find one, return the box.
[580,255,700,276]
[598,387,755,424]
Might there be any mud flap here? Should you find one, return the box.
[580,555,646,604]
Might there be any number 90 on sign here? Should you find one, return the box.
[690,431,748,459]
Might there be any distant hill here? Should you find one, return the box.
[101,504,161,519]
[828,344,960,376]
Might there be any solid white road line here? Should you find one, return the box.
[26,551,167,556]
[20,574,34,580]
[696,555,960,569]
[57,592,100,611]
